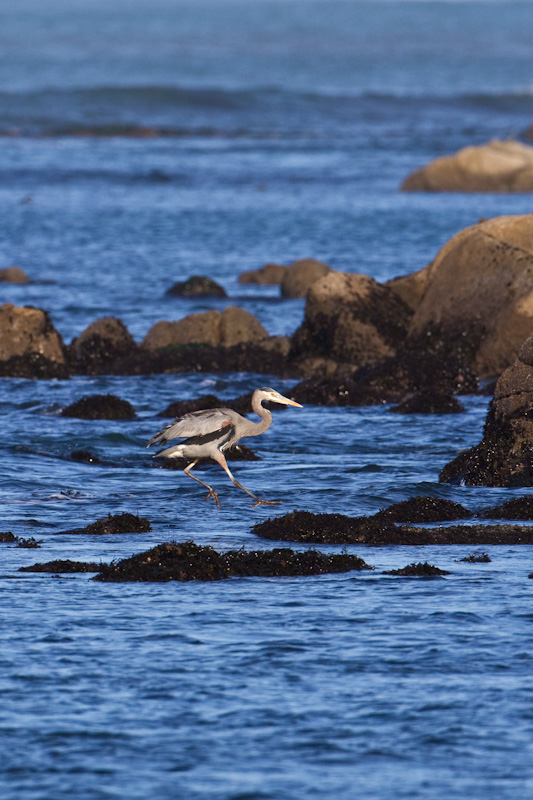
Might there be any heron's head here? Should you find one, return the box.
[259,387,303,408]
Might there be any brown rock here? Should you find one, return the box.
[0,266,31,284]
[439,332,533,486]
[290,271,412,372]
[165,275,227,297]
[141,306,269,350]
[238,263,288,285]
[401,139,533,193]
[385,265,431,311]
[280,258,331,299]
[408,214,533,378]
[70,317,137,372]
[0,303,65,363]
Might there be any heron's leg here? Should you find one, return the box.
[184,460,221,508]
[214,451,281,508]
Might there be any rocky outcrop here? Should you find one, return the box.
[280,259,331,298]
[407,214,533,378]
[439,333,533,486]
[238,263,287,285]
[70,317,138,374]
[142,306,269,350]
[165,275,227,297]
[0,303,67,377]
[401,139,533,193]
[0,266,31,283]
[290,271,412,376]
[61,394,136,420]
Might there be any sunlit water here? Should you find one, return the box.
[1,2,533,798]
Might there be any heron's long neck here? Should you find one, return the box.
[249,394,273,436]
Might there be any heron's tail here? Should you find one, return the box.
[153,444,186,459]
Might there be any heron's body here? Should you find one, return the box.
[147,388,302,507]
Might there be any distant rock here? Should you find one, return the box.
[383,562,450,576]
[238,263,288,284]
[290,272,412,376]
[62,512,151,536]
[142,306,269,350]
[0,266,31,284]
[389,391,465,415]
[61,393,136,420]
[280,258,331,298]
[165,275,227,298]
[407,214,533,378]
[70,316,138,374]
[0,303,67,378]
[401,139,533,192]
[439,332,533,486]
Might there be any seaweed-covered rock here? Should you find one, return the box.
[252,510,533,545]
[389,392,465,415]
[383,562,450,576]
[480,496,533,519]
[166,276,227,298]
[63,512,152,535]
[373,496,472,523]
[457,552,491,563]
[0,303,68,377]
[69,449,102,464]
[0,531,17,542]
[70,317,138,374]
[61,393,136,420]
[290,272,412,375]
[142,307,269,350]
[401,140,533,193]
[19,559,101,573]
[440,334,533,486]
[92,541,372,582]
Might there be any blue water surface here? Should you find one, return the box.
[1,2,533,798]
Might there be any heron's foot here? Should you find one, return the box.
[250,498,282,508]
[205,488,221,508]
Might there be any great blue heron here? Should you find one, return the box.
[147,387,303,508]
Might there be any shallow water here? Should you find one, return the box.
[1,2,533,798]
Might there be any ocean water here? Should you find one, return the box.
[1,2,533,798]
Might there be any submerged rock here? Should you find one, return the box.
[61,393,136,420]
[440,333,533,486]
[19,559,101,573]
[92,541,373,582]
[383,562,450,576]
[401,139,533,193]
[62,512,152,536]
[389,391,465,415]
[165,275,227,298]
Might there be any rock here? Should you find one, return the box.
[480,497,533,520]
[401,139,533,192]
[280,258,331,299]
[19,559,101,573]
[389,391,465,415]
[238,263,288,285]
[61,393,136,420]
[457,552,491,563]
[142,306,269,350]
[0,266,31,283]
[0,532,17,542]
[373,496,472,523]
[407,214,533,378]
[165,275,227,298]
[252,510,533,546]
[69,449,102,464]
[70,317,138,374]
[62,512,151,536]
[290,272,412,373]
[92,541,373,582]
[383,562,450,576]
[0,303,67,377]
[385,265,431,311]
[439,332,533,486]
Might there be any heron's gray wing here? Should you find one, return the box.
[147,408,237,447]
